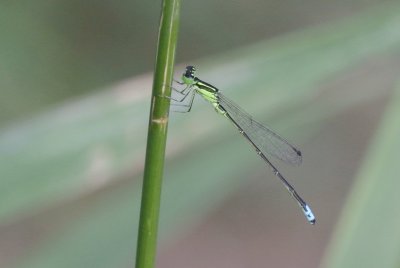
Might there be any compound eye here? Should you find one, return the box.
[184,66,196,78]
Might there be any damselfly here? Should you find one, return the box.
[169,66,315,224]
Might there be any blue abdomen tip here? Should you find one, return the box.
[303,204,316,225]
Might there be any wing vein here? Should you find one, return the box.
[218,93,302,166]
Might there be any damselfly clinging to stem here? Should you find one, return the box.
[169,66,315,224]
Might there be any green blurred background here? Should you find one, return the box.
[1,0,400,267]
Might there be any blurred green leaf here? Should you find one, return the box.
[321,83,400,268]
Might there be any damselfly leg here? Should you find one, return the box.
[169,85,196,113]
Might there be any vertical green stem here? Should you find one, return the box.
[135,0,181,267]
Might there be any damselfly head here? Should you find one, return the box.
[184,66,196,78]
[182,66,196,85]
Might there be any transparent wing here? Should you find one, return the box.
[218,93,302,166]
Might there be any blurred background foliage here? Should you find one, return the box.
[1,0,400,267]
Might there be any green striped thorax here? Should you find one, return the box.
[181,66,219,94]
[181,66,224,115]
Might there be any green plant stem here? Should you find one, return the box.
[135,0,181,267]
